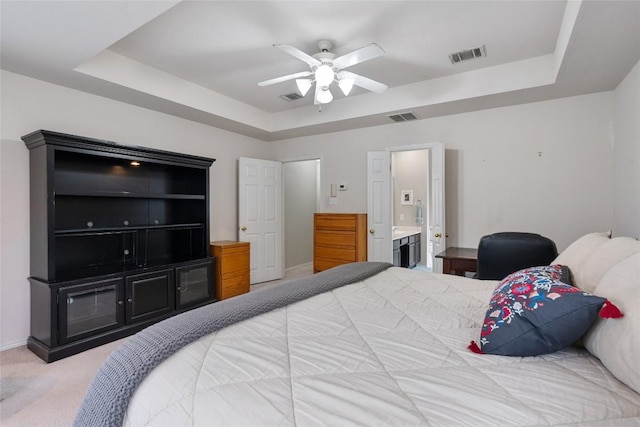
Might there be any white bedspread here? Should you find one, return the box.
[124,267,640,426]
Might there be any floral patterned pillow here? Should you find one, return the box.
[469,265,621,356]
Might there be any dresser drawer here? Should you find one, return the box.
[315,246,356,262]
[315,216,357,231]
[315,230,356,247]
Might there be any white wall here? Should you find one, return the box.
[283,160,318,268]
[0,70,272,349]
[273,92,616,253]
[613,59,640,238]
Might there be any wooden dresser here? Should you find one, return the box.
[210,241,250,300]
[313,213,367,273]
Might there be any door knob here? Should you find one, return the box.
[434,233,442,238]
[369,229,375,234]
[240,226,247,232]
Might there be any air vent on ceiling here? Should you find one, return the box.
[449,45,486,64]
[280,93,303,101]
[387,111,419,122]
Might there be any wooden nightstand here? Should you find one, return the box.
[210,241,250,300]
[435,247,478,276]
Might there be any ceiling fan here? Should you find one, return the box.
[258,40,388,105]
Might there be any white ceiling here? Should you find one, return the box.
[2,1,639,141]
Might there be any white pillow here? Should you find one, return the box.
[583,253,640,394]
[572,237,640,293]
[553,232,610,289]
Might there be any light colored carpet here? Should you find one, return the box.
[0,338,125,426]
[0,263,312,426]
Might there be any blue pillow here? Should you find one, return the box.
[472,265,608,356]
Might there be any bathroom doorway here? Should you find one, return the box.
[282,158,321,275]
[367,142,445,271]
[392,149,431,269]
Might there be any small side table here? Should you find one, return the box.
[435,247,478,276]
[210,241,250,300]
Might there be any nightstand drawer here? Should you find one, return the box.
[217,273,249,300]
[220,250,250,277]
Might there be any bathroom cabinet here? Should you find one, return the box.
[393,233,421,268]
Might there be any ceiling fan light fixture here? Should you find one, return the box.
[315,64,335,87]
[296,78,313,96]
[338,78,354,96]
[316,87,333,104]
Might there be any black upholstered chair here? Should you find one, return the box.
[475,232,558,280]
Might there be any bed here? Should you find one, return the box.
[76,232,640,426]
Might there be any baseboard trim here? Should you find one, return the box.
[285,262,313,273]
[1,338,28,352]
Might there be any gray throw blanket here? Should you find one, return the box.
[74,261,392,427]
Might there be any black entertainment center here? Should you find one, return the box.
[23,130,216,362]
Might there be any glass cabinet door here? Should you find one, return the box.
[176,260,214,309]
[58,278,124,344]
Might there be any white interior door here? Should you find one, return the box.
[238,157,283,284]
[367,151,392,262]
[429,143,446,272]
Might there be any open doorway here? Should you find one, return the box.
[392,149,431,270]
[367,143,445,272]
[283,158,321,276]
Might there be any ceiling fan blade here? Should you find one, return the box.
[274,44,321,67]
[333,43,385,69]
[258,70,312,86]
[339,71,388,93]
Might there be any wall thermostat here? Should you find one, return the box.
[338,183,348,191]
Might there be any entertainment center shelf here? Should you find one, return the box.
[23,130,216,362]
[55,191,206,199]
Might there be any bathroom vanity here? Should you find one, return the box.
[392,227,421,268]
